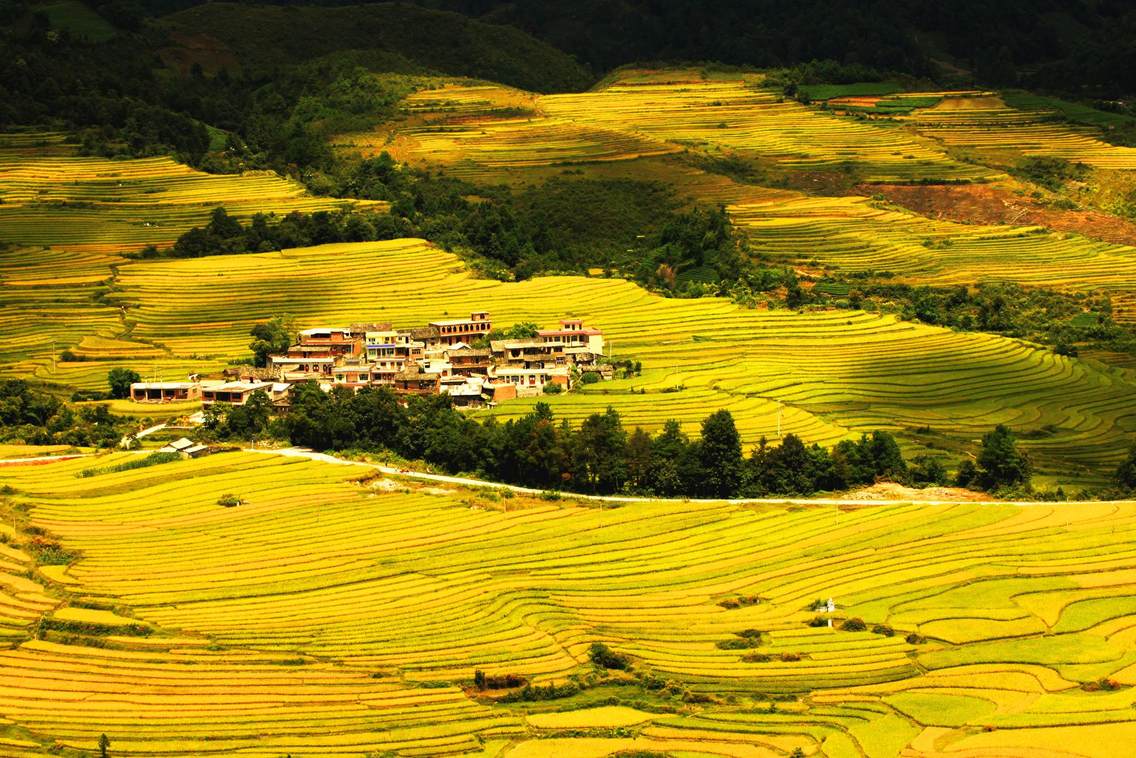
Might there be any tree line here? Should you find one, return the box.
[0,380,129,448]
[204,382,1037,497]
[145,170,797,298]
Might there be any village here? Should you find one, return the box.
[129,312,609,410]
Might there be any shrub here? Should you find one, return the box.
[872,624,895,637]
[742,652,771,662]
[1012,156,1088,191]
[716,638,754,650]
[719,594,761,609]
[542,381,563,394]
[807,616,828,627]
[779,652,801,662]
[497,681,580,702]
[1083,677,1121,692]
[580,371,601,384]
[590,641,630,670]
[217,494,241,507]
[40,618,151,637]
[473,670,527,690]
[905,633,926,644]
[79,451,180,478]
[26,536,79,566]
[841,617,867,632]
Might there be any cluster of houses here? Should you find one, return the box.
[130,312,607,410]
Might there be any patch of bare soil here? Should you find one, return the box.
[860,182,1136,247]
[158,32,240,76]
[843,482,990,501]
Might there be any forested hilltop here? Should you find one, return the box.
[124,0,1136,96]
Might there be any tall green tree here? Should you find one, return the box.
[106,368,140,400]
[698,410,742,497]
[249,315,295,368]
[572,407,628,494]
[1116,444,1136,491]
[625,427,654,492]
[648,420,691,496]
[977,425,1031,490]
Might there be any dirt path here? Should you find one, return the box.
[240,447,1103,508]
[0,446,1120,507]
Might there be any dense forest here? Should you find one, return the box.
[124,0,1136,96]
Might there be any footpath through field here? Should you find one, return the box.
[240,446,1090,507]
[0,446,1100,505]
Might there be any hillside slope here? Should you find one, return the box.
[158,2,591,92]
[5,452,1136,755]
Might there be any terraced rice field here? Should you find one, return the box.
[4,451,1136,755]
[359,84,680,181]
[111,240,1136,480]
[539,74,995,183]
[0,132,371,252]
[0,132,378,382]
[905,95,1136,170]
[728,193,1136,297]
[375,73,1136,323]
[355,72,993,184]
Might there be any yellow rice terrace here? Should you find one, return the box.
[4,1,1136,754]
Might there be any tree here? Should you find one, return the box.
[910,455,948,486]
[625,427,654,492]
[977,425,1031,490]
[99,733,110,758]
[699,410,742,497]
[106,368,140,400]
[249,315,294,367]
[1116,444,1136,491]
[648,420,692,496]
[572,407,627,494]
[205,206,243,242]
[955,459,978,488]
[867,430,907,481]
[224,390,272,438]
[283,380,336,450]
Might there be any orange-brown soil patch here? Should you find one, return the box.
[158,32,240,76]
[828,96,884,108]
[860,182,1136,247]
[844,482,991,502]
